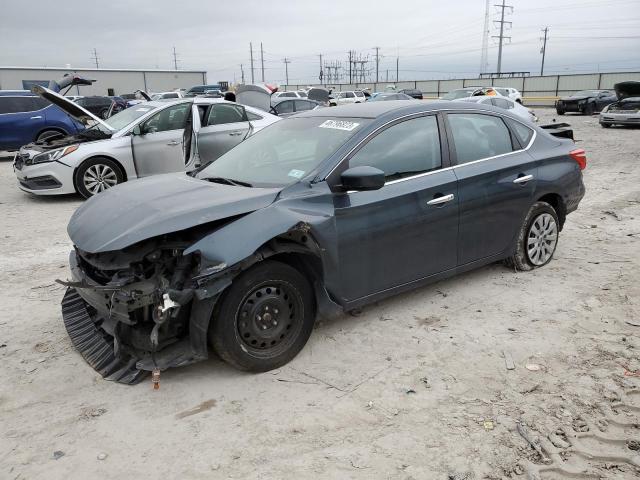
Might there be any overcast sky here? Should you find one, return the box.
[1,0,639,85]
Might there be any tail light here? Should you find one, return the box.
[570,149,587,170]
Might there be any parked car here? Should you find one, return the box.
[58,100,586,383]
[185,84,224,97]
[74,96,127,119]
[441,87,500,100]
[150,91,184,100]
[0,90,84,151]
[272,91,308,99]
[398,88,423,100]
[330,90,366,106]
[14,86,279,197]
[555,90,616,115]
[269,98,321,117]
[599,81,640,128]
[494,87,523,103]
[455,95,536,123]
[367,92,415,102]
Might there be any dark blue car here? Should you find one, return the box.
[0,90,84,151]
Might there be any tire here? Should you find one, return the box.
[583,103,595,115]
[36,130,64,142]
[505,201,559,271]
[556,107,565,115]
[209,260,315,372]
[601,123,611,128]
[74,157,124,198]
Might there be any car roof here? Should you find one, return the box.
[297,99,508,119]
[0,90,35,96]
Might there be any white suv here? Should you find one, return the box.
[330,90,366,106]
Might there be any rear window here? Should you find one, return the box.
[448,113,515,164]
[355,91,365,97]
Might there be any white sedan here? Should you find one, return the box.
[454,95,537,123]
[14,86,279,197]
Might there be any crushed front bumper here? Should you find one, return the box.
[599,113,640,126]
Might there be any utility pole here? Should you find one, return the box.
[396,55,399,82]
[260,42,265,82]
[540,27,549,76]
[319,54,323,85]
[386,69,389,82]
[480,0,490,73]
[172,46,179,70]
[91,48,99,69]
[374,46,380,83]
[348,51,352,84]
[492,0,513,75]
[249,42,255,84]
[283,58,291,86]
[240,64,245,84]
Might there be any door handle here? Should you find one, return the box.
[166,140,180,146]
[513,174,534,184]
[228,131,243,136]
[427,193,455,206]
[30,116,43,120]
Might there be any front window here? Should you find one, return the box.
[346,92,355,98]
[349,115,441,181]
[197,117,370,188]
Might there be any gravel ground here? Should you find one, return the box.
[1,109,639,480]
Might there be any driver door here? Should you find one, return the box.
[131,102,190,177]
[196,103,250,163]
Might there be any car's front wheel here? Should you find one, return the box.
[75,157,124,198]
[209,260,315,372]
[505,201,559,271]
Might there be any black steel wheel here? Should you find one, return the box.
[209,260,315,372]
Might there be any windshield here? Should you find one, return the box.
[103,104,158,131]
[197,117,370,188]
[442,89,473,100]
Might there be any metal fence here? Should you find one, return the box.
[283,71,640,106]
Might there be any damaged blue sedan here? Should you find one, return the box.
[59,100,586,384]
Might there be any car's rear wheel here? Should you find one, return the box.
[583,103,595,115]
[556,107,565,115]
[209,260,315,372]
[505,201,559,271]
[601,123,611,128]
[75,157,124,198]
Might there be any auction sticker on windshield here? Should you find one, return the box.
[288,169,305,179]
[318,120,360,131]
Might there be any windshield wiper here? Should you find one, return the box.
[204,177,253,188]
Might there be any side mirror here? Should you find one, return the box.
[131,124,142,136]
[339,166,385,192]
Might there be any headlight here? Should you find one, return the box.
[29,145,79,165]
[601,104,610,113]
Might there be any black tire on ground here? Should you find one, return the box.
[36,130,64,142]
[505,201,560,272]
[601,123,611,128]
[516,99,522,104]
[556,108,565,115]
[209,260,315,372]
[74,157,124,198]
[583,103,595,115]
[99,108,109,119]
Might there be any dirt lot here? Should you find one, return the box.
[1,109,639,480]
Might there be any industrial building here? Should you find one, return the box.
[0,67,207,95]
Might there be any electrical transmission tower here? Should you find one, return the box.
[91,48,100,69]
[480,0,490,73]
[172,46,180,70]
[492,0,513,74]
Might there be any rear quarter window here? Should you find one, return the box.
[0,96,41,114]
[506,118,534,147]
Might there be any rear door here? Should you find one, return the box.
[131,102,191,176]
[334,114,458,301]
[445,112,538,265]
[0,96,44,149]
[196,103,250,162]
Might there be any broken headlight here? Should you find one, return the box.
[29,145,79,165]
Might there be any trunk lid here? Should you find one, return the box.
[31,85,115,131]
[614,81,640,100]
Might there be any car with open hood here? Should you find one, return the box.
[57,100,586,385]
[599,81,640,128]
[555,89,616,115]
[454,95,537,123]
[13,86,279,197]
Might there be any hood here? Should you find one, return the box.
[236,83,276,112]
[559,95,590,102]
[31,85,115,131]
[615,81,640,100]
[68,173,281,253]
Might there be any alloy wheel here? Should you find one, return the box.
[527,213,558,266]
[83,164,118,194]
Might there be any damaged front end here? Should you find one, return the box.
[60,239,226,384]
